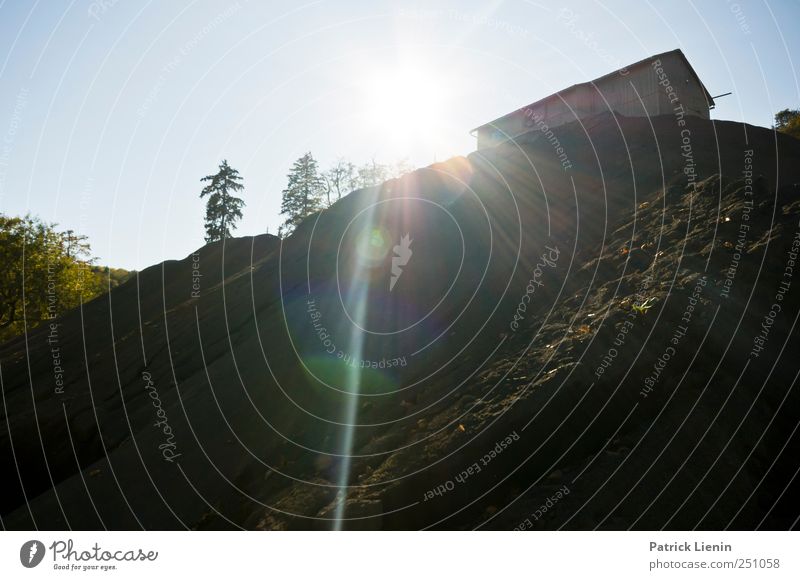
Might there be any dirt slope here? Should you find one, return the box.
[2,112,800,530]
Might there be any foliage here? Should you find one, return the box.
[91,265,134,289]
[0,214,123,342]
[352,158,412,189]
[631,297,657,315]
[280,152,326,233]
[319,157,416,207]
[774,108,800,139]
[322,158,357,206]
[200,160,246,242]
[355,158,413,189]
[356,159,392,189]
[279,154,415,236]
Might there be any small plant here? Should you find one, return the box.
[574,324,592,337]
[632,297,657,314]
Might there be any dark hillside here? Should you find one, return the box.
[2,113,800,530]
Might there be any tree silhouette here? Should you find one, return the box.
[322,158,357,206]
[200,160,245,242]
[280,152,324,233]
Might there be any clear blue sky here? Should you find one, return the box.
[0,0,797,270]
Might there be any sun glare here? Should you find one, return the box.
[361,66,448,147]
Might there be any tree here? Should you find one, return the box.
[775,108,800,139]
[62,229,90,258]
[0,214,107,342]
[322,158,357,206]
[356,158,391,189]
[199,160,245,242]
[280,152,325,233]
[353,158,414,189]
[391,158,414,179]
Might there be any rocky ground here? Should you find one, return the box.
[2,112,799,530]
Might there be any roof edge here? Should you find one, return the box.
[471,48,714,134]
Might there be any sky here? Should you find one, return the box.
[0,0,798,270]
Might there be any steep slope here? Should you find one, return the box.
[2,112,800,530]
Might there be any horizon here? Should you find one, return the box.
[0,0,798,270]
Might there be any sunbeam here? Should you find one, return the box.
[332,198,381,530]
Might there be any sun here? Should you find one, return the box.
[360,65,448,148]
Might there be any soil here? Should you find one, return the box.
[2,112,800,530]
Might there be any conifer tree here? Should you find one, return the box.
[280,152,325,233]
[200,160,245,242]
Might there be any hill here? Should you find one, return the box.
[2,112,800,530]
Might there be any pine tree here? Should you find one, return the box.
[280,152,325,232]
[200,160,245,242]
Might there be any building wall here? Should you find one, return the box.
[476,53,710,149]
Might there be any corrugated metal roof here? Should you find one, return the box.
[471,48,714,135]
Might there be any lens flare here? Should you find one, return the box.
[354,227,391,267]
